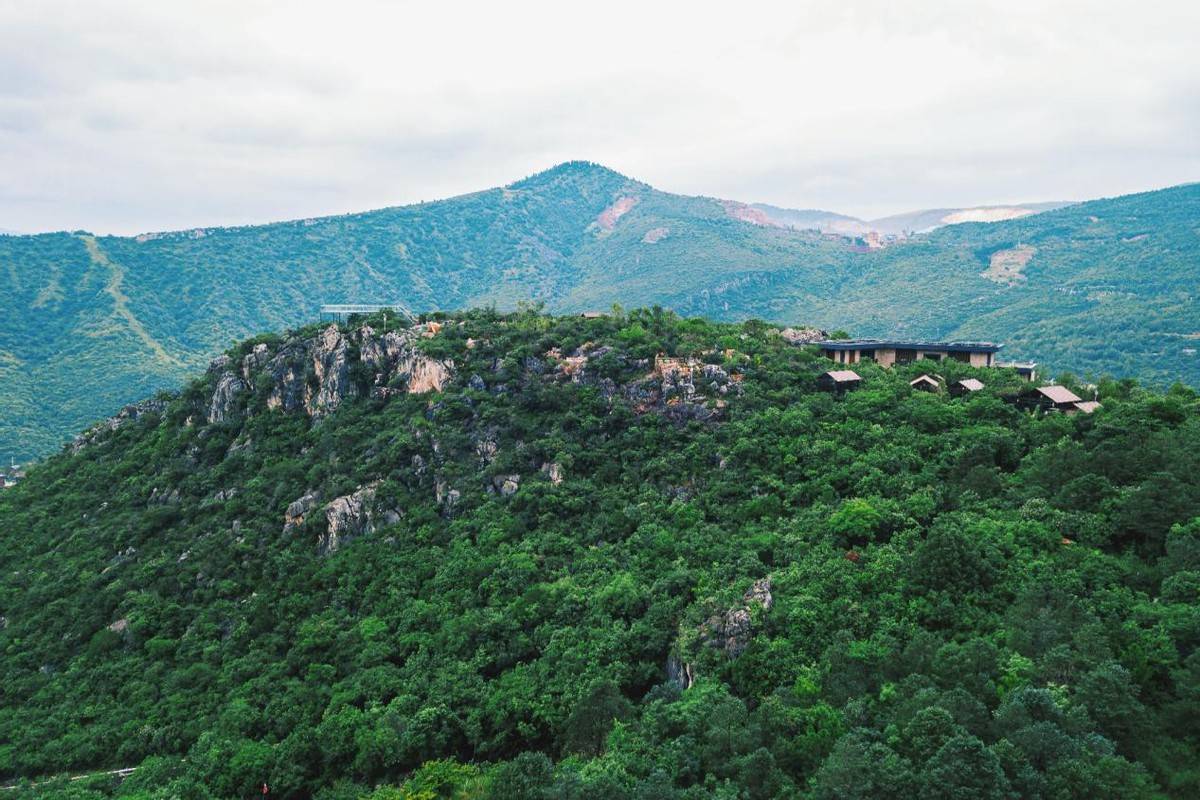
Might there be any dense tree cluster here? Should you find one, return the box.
[1,308,1198,798]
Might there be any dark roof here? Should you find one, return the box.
[821,370,862,383]
[818,338,1003,354]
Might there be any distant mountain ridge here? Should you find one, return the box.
[751,200,1077,236]
[0,161,1197,461]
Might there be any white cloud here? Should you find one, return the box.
[1,0,1198,233]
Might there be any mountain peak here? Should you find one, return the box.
[508,160,637,190]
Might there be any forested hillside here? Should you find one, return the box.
[2,309,1198,799]
[1,163,1197,461]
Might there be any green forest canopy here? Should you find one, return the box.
[1,308,1199,799]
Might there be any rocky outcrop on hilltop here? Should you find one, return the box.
[71,398,168,453]
[207,322,454,423]
[207,357,246,423]
[777,326,827,345]
[535,344,741,424]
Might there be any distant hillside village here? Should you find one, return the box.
[815,337,1101,414]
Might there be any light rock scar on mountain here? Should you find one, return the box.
[982,245,1036,286]
[595,196,638,231]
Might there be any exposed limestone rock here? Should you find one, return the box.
[107,618,129,635]
[475,434,499,465]
[71,398,167,453]
[320,483,377,554]
[306,325,355,416]
[148,487,180,506]
[541,461,564,485]
[265,342,308,413]
[201,487,238,507]
[642,226,670,244]
[359,324,453,397]
[744,577,773,611]
[700,577,773,658]
[317,481,401,554]
[402,355,452,394]
[492,474,521,497]
[242,342,270,380]
[778,327,827,345]
[208,370,246,424]
[257,323,453,417]
[667,654,696,690]
[283,490,321,534]
[435,480,461,514]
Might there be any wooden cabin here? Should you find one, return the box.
[818,370,862,393]
[949,378,985,397]
[818,339,1001,368]
[1019,384,1083,412]
[909,374,941,392]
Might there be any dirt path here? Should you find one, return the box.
[1,766,137,790]
[78,234,184,368]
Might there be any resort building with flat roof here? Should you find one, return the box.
[818,339,1002,368]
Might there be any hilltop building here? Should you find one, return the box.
[1017,385,1100,414]
[950,378,986,397]
[818,370,862,393]
[909,374,941,392]
[997,361,1038,382]
[818,339,1002,368]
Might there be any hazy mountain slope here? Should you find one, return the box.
[2,309,1197,798]
[750,203,869,234]
[867,201,1076,235]
[0,164,1196,462]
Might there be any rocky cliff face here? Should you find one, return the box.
[207,322,454,423]
[669,577,773,689]
[69,316,756,561]
[71,398,168,452]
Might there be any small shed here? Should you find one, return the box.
[1072,400,1102,414]
[909,374,941,392]
[1019,384,1083,412]
[950,378,985,397]
[818,370,862,393]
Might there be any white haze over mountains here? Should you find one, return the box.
[1,0,1198,235]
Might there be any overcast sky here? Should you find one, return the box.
[2,0,1198,235]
